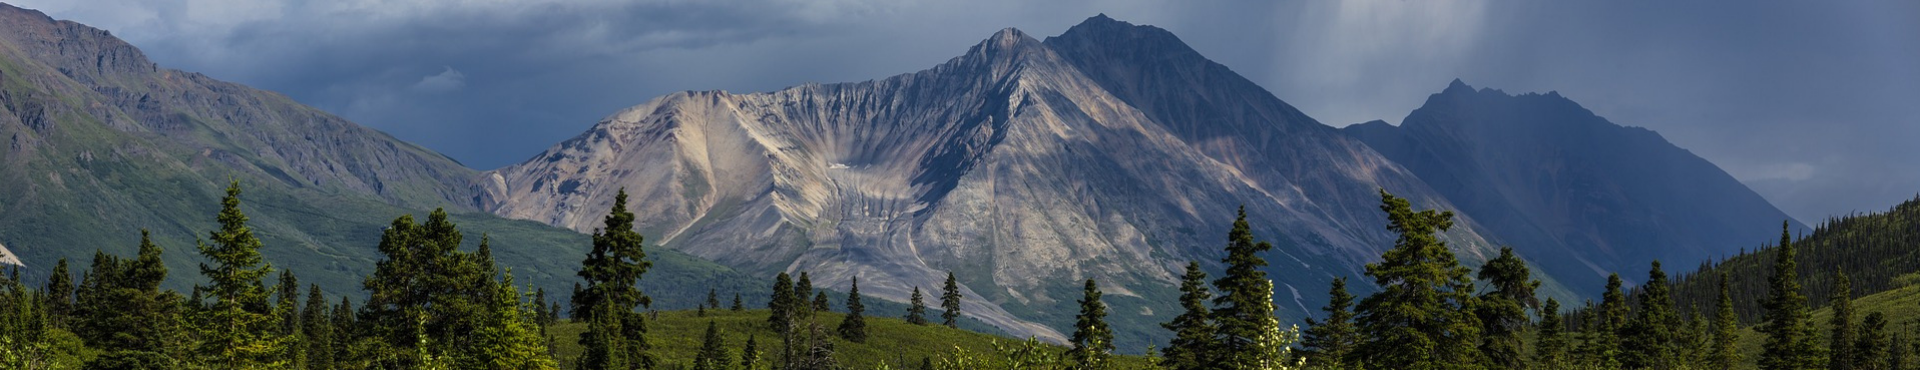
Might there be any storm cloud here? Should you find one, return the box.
[16,0,1920,222]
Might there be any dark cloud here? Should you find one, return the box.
[19,0,1920,221]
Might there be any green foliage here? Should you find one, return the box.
[1622,261,1681,369]
[359,209,497,368]
[1713,273,1741,370]
[798,272,816,318]
[1476,247,1538,369]
[1158,261,1215,370]
[906,287,929,326]
[1213,205,1283,370]
[1302,276,1357,369]
[1353,191,1483,370]
[1759,222,1823,370]
[1831,272,1857,370]
[941,272,962,329]
[463,272,559,370]
[1068,279,1113,369]
[302,284,333,370]
[840,276,869,343]
[1855,312,1888,370]
[571,189,655,370]
[1534,298,1570,368]
[693,321,731,370]
[194,182,290,369]
[44,259,71,329]
[771,272,797,333]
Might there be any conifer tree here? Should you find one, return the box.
[1303,277,1358,369]
[1712,272,1741,370]
[1623,261,1680,370]
[1212,206,1284,370]
[708,288,721,312]
[362,209,495,368]
[331,297,357,367]
[572,189,655,370]
[76,230,184,368]
[813,292,831,313]
[196,182,288,369]
[1576,274,1627,368]
[796,272,814,318]
[303,284,333,370]
[769,272,795,332]
[694,321,731,370]
[1159,261,1215,370]
[1068,279,1113,369]
[276,270,301,337]
[940,272,961,328]
[1760,221,1821,370]
[838,276,867,343]
[1858,312,1889,370]
[733,293,744,312]
[1476,247,1537,370]
[1832,271,1857,370]
[1534,298,1569,368]
[906,287,928,325]
[44,258,71,328]
[741,334,762,370]
[1686,305,1712,368]
[1354,192,1484,370]
[467,272,559,370]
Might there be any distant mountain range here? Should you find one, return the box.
[0,5,1804,350]
[1345,81,1808,291]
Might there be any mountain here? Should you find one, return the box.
[482,15,1569,346]
[1343,80,1807,291]
[0,3,760,308]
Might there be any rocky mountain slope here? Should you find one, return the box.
[1344,81,1806,291]
[482,15,1556,346]
[0,3,761,308]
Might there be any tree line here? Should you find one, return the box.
[10,183,1909,369]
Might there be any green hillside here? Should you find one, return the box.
[1732,273,1920,368]
[547,309,1151,369]
[1655,197,1919,324]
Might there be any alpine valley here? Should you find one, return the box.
[0,4,1804,351]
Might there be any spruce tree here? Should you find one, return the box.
[572,189,655,370]
[1534,298,1569,367]
[694,321,731,370]
[467,272,558,369]
[1712,272,1741,370]
[940,272,961,328]
[837,276,868,343]
[769,272,795,332]
[708,288,722,311]
[1832,271,1857,370]
[1760,221,1820,370]
[195,182,288,369]
[1623,261,1680,370]
[796,272,814,318]
[303,284,333,370]
[1212,206,1283,370]
[1354,192,1484,370]
[1159,261,1215,370]
[276,270,301,337]
[362,209,495,368]
[1068,279,1113,369]
[1577,274,1627,368]
[1686,305,1712,368]
[331,297,357,367]
[732,293,744,312]
[1858,312,1889,370]
[813,292,831,313]
[906,287,928,325]
[1475,247,1537,369]
[741,334,762,370]
[76,230,184,368]
[1302,277,1358,369]
[44,258,71,328]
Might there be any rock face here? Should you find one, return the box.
[1344,80,1806,291]
[485,16,1524,345]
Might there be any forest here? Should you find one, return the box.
[3,183,1916,370]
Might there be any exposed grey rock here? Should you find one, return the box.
[485,18,1527,344]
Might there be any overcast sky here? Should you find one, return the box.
[15,0,1919,223]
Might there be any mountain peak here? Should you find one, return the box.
[1445,78,1474,94]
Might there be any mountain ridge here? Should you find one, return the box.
[480,16,1541,346]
